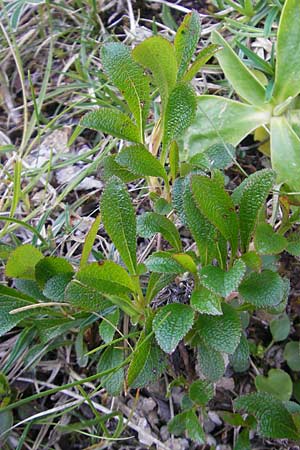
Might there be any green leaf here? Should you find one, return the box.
[190,143,236,170]
[241,251,262,271]
[271,116,300,195]
[80,108,141,143]
[145,272,175,303]
[270,313,291,342]
[238,169,276,251]
[286,233,300,256]
[234,392,299,440]
[255,369,293,401]
[255,223,287,255]
[116,144,168,183]
[211,30,266,106]
[64,280,112,312]
[0,410,13,445]
[35,256,74,288]
[5,244,43,280]
[234,429,251,450]
[137,212,181,251]
[162,82,197,152]
[0,285,39,337]
[101,177,137,274]
[127,335,167,388]
[153,303,194,354]
[273,0,300,103]
[75,331,88,368]
[191,174,239,255]
[101,42,150,138]
[196,303,241,354]
[132,36,177,107]
[197,342,225,381]
[185,96,270,156]
[191,287,222,316]
[239,270,284,308]
[230,334,250,373]
[102,155,138,183]
[97,347,124,396]
[145,251,196,274]
[80,214,101,269]
[200,259,246,297]
[284,341,300,371]
[175,11,201,79]
[183,44,220,83]
[43,273,73,301]
[168,409,205,443]
[189,380,214,406]
[99,309,120,343]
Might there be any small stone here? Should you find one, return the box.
[160,425,170,441]
[208,411,223,426]
[162,438,189,450]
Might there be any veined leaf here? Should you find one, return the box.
[195,303,241,354]
[145,251,196,274]
[183,44,220,83]
[5,244,43,280]
[200,259,246,297]
[234,392,299,440]
[211,30,266,106]
[254,223,287,255]
[271,116,300,195]
[163,82,197,151]
[80,108,141,143]
[101,177,137,274]
[168,409,205,443]
[145,272,175,303]
[103,155,138,183]
[99,309,120,344]
[132,36,177,107]
[137,212,181,251]
[191,287,222,316]
[197,342,225,381]
[97,347,124,396]
[153,303,194,354]
[191,175,239,255]
[273,0,300,103]
[185,96,271,156]
[116,144,168,183]
[239,270,284,308]
[35,257,74,288]
[175,11,201,79]
[238,169,276,251]
[230,333,250,373]
[255,369,293,401]
[101,42,150,139]
[80,214,101,269]
[189,379,214,406]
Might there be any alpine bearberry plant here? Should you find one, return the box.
[1,5,300,448]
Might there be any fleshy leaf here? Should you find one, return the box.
[211,30,266,106]
[185,96,270,156]
[137,212,181,251]
[101,42,150,138]
[254,223,287,255]
[175,11,201,79]
[270,313,291,342]
[132,36,177,107]
[153,303,194,354]
[284,341,300,371]
[191,287,222,316]
[5,244,43,280]
[200,259,246,297]
[255,369,293,401]
[234,392,299,440]
[145,251,196,274]
[273,0,300,103]
[80,108,141,143]
[239,270,284,308]
[197,342,225,381]
[230,334,250,373]
[101,177,137,274]
[195,303,241,354]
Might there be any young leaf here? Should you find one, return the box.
[195,303,241,354]
[200,259,246,298]
[183,44,220,82]
[5,244,43,280]
[230,334,250,373]
[211,30,266,106]
[145,272,175,303]
[43,274,73,302]
[255,369,293,401]
[238,169,276,251]
[284,341,300,371]
[97,347,124,396]
[239,270,284,308]
[191,174,239,255]
[145,251,196,274]
[153,303,194,354]
[191,287,222,316]
[186,96,271,155]
[132,36,177,107]
[127,335,167,388]
[116,144,168,183]
[138,212,181,251]
[80,108,142,143]
[174,11,201,79]
[270,313,291,342]
[102,155,139,183]
[234,392,299,440]
[35,257,74,288]
[197,342,225,381]
[271,116,300,195]
[80,214,101,269]
[162,82,197,151]
[168,409,205,443]
[254,223,287,255]
[189,380,214,406]
[99,309,120,343]
[101,42,150,139]
[101,177,137,274]
[273,0,300,103]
